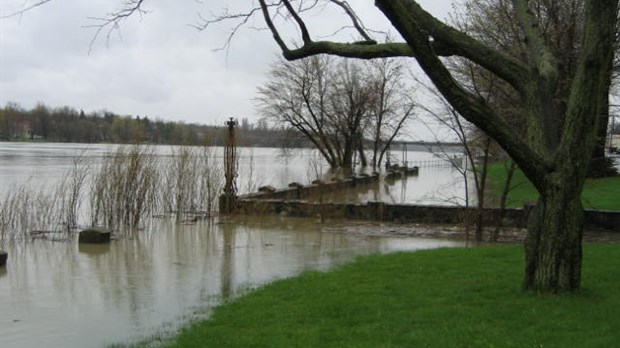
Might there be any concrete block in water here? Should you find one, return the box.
[405,166,420,176]
[79,228,112,244]
[258,185,277,193]
[0,251,7,267]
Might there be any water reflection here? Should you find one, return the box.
[78,243,111,255]
[1,143,467,347]
[0,216,463,348]
[0,142,466,204]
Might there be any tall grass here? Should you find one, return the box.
[240,149,260,195]
[0,154,92,243]
[162,145,223,220]
[63,153,91,229]
[198,145,224,216]
[1,183,49,243]
[89,145,159,230]
[1,144,224,244]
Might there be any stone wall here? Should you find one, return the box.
[247,173,382,201]
[244,168,419,201]
[233,199,619,232]
[229,167,618,232]
[584,209,620,231]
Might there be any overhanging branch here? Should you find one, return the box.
[394,0,528,93]
[328,0,375,43]
[376,0,550,188]
[83,0,148,52]
[283,41,415,60]
[258,0,290,54]
[511,0,559,81]
[282,0,311,43]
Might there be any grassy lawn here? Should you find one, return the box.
[165,244,620,348]
[486,162,620,210]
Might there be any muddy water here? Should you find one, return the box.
[0,142,466,204]
[0,216,463,348]
[0,143,466,347]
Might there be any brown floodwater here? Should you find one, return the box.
[0,142,468,347]
[0,216,464,348]
[0,142,468,205]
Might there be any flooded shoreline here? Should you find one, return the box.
[0,216,465,348]
[0,142,467,205]
[0,142,471,347]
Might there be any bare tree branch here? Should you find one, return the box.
[282,0,311,43]
[190,4,272,52]
[1,0,54,19]
[83,0,148,53]
[258,0,291,54]
[328,0,375,43]
[376,0,550,189]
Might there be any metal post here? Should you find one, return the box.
[221,117,238,214]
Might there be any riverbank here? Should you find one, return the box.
[303,220,620,243]
[152,244,619,348]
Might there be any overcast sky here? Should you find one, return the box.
[0,0,456,138]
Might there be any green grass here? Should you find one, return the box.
[486,162,620,210]
[165,244,620,348]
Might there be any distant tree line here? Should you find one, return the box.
[0,102,308,147]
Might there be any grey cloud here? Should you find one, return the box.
[1,0,454,128]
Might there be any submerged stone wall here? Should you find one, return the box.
[244,168,419,201]
[248,173,381,201]
[234,198,619,232]
[583,210,620,231]
[234,199,534,228]
[230,168,618,232]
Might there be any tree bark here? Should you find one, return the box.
[524,178,584,292]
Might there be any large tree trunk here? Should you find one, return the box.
[524,177,584,292]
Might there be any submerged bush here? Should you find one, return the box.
[0,154,91,243]
[1,144,224,244]
[161,145,224,220]
[89,144,159,230]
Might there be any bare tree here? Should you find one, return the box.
[366,58,416,169]
[257,55,413,172]
[328,59,373,171]
[257,55,342,168]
